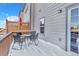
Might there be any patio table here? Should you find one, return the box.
[13,30,36,33]
[12,30,36,47]
[20,34,32,46]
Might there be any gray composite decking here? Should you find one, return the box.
[8,39,78,56]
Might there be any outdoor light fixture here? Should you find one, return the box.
[58,9,62,13]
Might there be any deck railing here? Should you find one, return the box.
[0,30,35,56]
[0,32,13,56]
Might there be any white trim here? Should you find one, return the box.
[67,8,71,52]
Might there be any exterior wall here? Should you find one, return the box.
[6,20,30,33]
[30,4,35,30]
[33,3,74,50]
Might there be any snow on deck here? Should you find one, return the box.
[8,39,78,56]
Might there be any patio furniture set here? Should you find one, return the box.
[12,31,39,49]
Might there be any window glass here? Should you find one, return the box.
[40,17,45,34]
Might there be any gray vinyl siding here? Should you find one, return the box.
[33,3,74,50]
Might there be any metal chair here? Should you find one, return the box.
[12,34,24,49]
[31,31,36,35]
[30,33,39,46]
[33,33,39,46]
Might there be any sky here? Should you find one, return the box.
[0,3,24,28]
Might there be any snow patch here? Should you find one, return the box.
[7,16,19,22]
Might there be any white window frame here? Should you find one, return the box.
[40,17,45,35]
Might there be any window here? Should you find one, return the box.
[40,17,45,34]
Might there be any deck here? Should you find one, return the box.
[9,39,78,56]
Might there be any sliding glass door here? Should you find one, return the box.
[68,5,79,53]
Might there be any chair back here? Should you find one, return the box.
[17,32,22,36]
[31,31,36,35]
[13,35,20,42]
[30,31,36,39]
[31,33,39,41]
[35,33,39,40]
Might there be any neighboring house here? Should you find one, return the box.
[0,28,6,33]
[19,3,30,29]
[30,3,79,53]
[6,20,30,33]
[6,3,31,33]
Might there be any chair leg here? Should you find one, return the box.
[28,39,30,47]
[27,37,30,46]
[35,39,39,46]
[20,42,23,49]
[20,44,22,49]
[35,42,38,46]
[25,40,26,45]
[19,42,22,49]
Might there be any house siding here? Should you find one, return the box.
[33,3,74,50]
